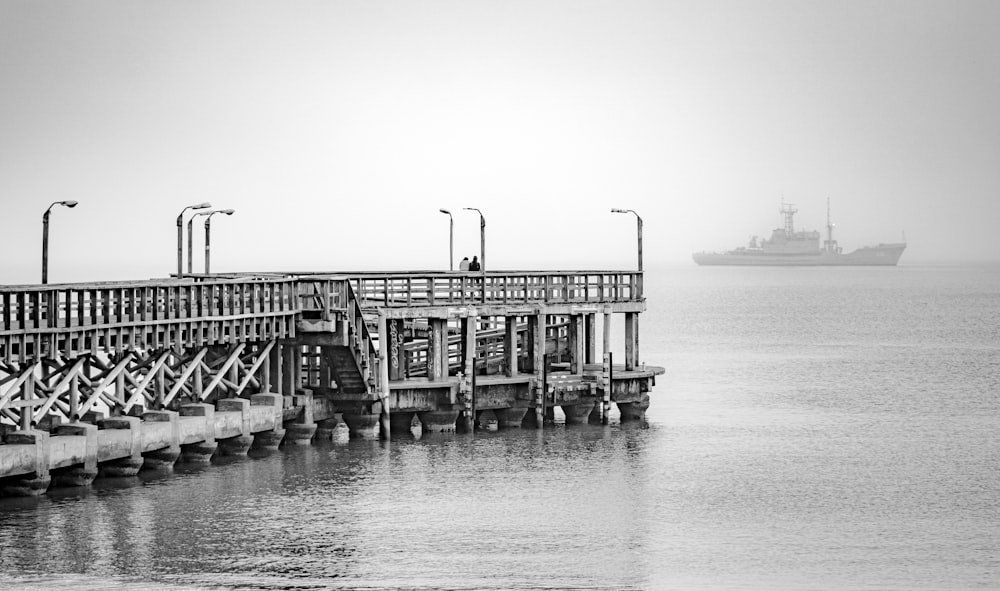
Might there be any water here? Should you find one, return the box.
[2,265,998,590]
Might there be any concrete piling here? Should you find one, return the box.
[561,403,594,425]
[179,403,217,464]
[251,393,285,450]
[51,422,98,487]
[97,416,144,477]
[494,407,528,429]
[342,412,380,439]
[314,417,340,441]
[141,410,181,470]
[0,430,52,496]
[284,389,317,445]
[217,398,254,456]
[618,394,650,422]
[418,409,459,433]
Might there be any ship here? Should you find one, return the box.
[692,200,906,266]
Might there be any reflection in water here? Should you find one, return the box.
[1,422,649,590]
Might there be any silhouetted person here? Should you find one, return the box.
[469,256,481,271]
[459,257,470,271]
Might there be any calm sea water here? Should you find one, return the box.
[1,265,998,590]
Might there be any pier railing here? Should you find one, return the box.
[0,278,299,364]
[1,270,642,391]
[347,271,642,308]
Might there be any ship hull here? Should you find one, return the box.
[692,243,907,266]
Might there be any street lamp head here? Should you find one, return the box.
[45,200,80,216]
[439,208,451,215]
[192,202,212,209]
[205,209,235,225]
[463,207,485,225]
[611,208,641,220]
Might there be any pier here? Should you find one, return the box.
[0,270,661,496]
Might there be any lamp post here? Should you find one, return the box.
[611,208,643,272]
[439,208,454,270]
[187,210,213,275]
[204,209,235,274]
[463,207,485,271]
[176,202,211,278]
[41,200,78,284]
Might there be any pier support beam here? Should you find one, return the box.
[522,316,535,374]
[281,344,298,403]
[625,312,638,371]
[427,318,449,381]
[459,309,477,432]
[269,344,283,396]
[602,306,613,423]
[387,319,406,381]
[532,312,547,428]
[504,316,518,377]
[569,314,585,375]
[378,313,392,441]
[585,313,596,365]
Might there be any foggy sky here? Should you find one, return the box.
[2,0,999,284]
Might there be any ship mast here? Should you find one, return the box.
[780,201,797,235]
[824,197,838,253]
[827,197,833,244]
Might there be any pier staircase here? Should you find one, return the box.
[324,345,368,394]
[296,277,378,396]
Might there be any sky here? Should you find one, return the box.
[2,0,999,284]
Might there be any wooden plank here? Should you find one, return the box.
[77,353,132,417]
[200,343,245,400]
[123,350,170,414]
[164,348,208,406]
[0,361,39,410]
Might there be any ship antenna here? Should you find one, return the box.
[826,197,835,252]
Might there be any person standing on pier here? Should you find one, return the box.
[469,256,481,271]
[459,257,470,271]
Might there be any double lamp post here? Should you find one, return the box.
[176,202,235,278]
